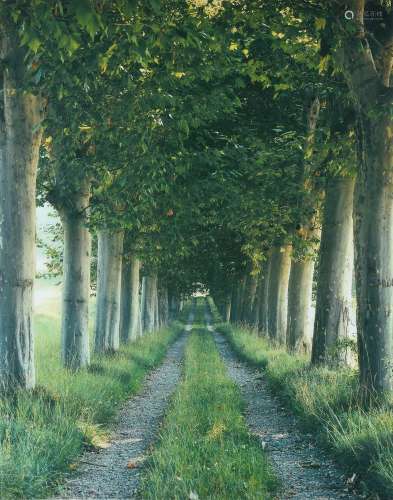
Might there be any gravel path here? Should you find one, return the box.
[56,329,189,499]
[213,330,359,500]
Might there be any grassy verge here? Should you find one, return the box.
[0,313,184,499]
[217,322,393,498]
[140,329,277,499]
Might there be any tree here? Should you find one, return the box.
[0,17,43,390]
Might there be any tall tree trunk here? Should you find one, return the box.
[236,275,247,321]
[158,285,169,328]
[130,257,141,340]
[119,255,141,343]
[153,275,159,330]
[252,273,264,329]
[0,23,43,391]
[60,182,91,369]
[340,6,393,393]
[242,273,258,324]
[354,117,393,392]
[287,221,320,354]
[286,259,315,354]
[140,276,147,333]
[120,258,132,344]
[168,288,177,321]
[94,230,124,353]
[229,285,239,322]
[224,294,231,322]
[258,254,272,335]
[144,275,157,333]
[286,96,321,353]
[268,245,292,344]
[312,177,355,365]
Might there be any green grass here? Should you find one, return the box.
[140,329,277,499]
[217,322,393,498]
[0,311,183,499]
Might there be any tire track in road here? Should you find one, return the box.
[56,320,191,499]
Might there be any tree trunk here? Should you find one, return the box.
[340,12,393,393]
[311,177,355,365]
[354,116,393,392]
[94,230,124,353]
[287,258,315,354]
[229,285,239,322]
[153,276,159,330]
[252,273,264,329]
[120,258,132,344]
[60,182,91,369]
[144,275,157,333]
[268,245,292,344]
[119,256,141,343]
[158,285,169,328]
[168,289,178,321]
[242,273,258,324]
[224,294,231,322]
[258,255,272,335]
[130,257,141,340]
[236,275,247,321]
[287,221,320,354]
[140,276,147,333]
[0,23,43,391]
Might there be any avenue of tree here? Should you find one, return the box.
[1,0,393,398]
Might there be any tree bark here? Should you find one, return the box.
[312,177,355,365]
[224,294,231,322]
[119,255,141,343]
[94,230,124,353]
[339,5,393,393]
[153,276,159,330]
[140,276,147,333]
[0,23,43,391]
[158,285,169,328]
[168,288,178,321]
[235,277,246,321]
[268,245,292,344]
[130,257,141,340]
[286,258,315,354]
[60,181,91,369]
[144,275,157,333]
[242,273,258,324]
[120,258,132,344]
[354,116,393,392]
[258,254,272,335]
[287,220,320,354]
[229,285,239,322]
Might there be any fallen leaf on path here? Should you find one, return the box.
[127,461,138,469]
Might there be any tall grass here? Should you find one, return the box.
[218,322,393,498]
[140,329,277,499]
[0,310,183,499]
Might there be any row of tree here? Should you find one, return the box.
[1,1,393,398]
